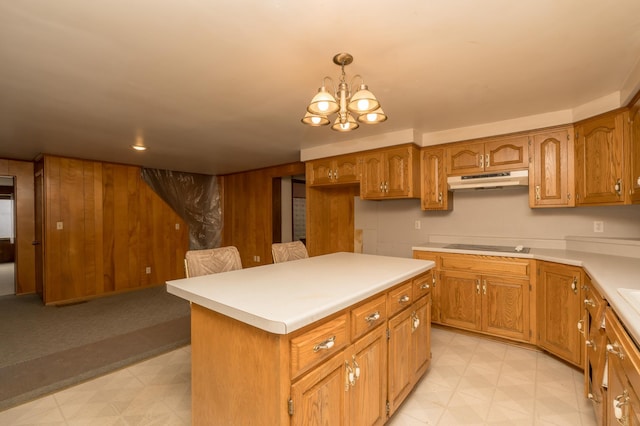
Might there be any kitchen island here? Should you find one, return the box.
[167,252,434,425]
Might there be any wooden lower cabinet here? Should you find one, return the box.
[604,308,640,426]
[537,261,584,368]
[387,295,431,417]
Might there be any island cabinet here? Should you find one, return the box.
[529,126,575,208]
[575,110,627,206]
[179,257,433,426]
[360,144,420,199]
[420,147,452,211]
[537,261,584,368]
[445,133,529,176]
[604,308,640,426]
[413,251,534,344]
[580,275,608,424]
[306,154,360,187]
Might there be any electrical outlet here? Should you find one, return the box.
[593,221,604,233]
[145,267,151,274]
[414,220,421,230]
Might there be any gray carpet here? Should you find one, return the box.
[0,286,190,411]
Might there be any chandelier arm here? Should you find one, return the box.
[322,76,337,97]
[349,74,365,88]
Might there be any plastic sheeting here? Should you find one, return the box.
[141,168,221,250]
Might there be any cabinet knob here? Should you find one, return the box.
[584,298,596,308]
[614,178,622,196]
[535,185,541,201]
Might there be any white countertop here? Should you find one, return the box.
[166,252,434,334]
[412,242,640,347]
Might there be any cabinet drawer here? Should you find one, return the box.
[413,271,433,300]
[583,278,606,320]
[387,281,413,318]
[351,295,387,341]
[440,253,530,277]
[290,314,348,378]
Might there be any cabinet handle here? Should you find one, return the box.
[420,283,430,290]
[482,280,487,295]
[365,311,381,323]
[432,275,437,288]
[399,295,410,304]
[587,392,601,404]
[571,277,578,294]
[411,311,420,332]
[345,361,355,390]
[313,335,336,352]
[485,153,490,167]
[438,192,443,203]
[476,280,480,295]
[577,319,585,336]
[614,391,629,424]
[607,343,626,360]
[585,339,597,351]
[584,298,596,308]
[614,178,622,196]
[479,154,484,168]
[352,355,360,381]
[334,170,338,180]
[328,170,332,179]
[384,182,388,192]
[379,182,384,192]
[535,185,541,201]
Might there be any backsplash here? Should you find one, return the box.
[354,188,640,258]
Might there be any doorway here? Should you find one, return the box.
[272,175,306,244]
[0,176,16,296]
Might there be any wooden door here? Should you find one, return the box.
[446,142,484,175]
[439,271,482,331]
[384,146,412,197]
[34,167,44,299]
[484,135,529,172]
[537,262,583,367]
[481,274,529,341]
[387,306,413,416]
[421,148,449,210]
[575,111,625,205]
[629,102,640,203]
[530,128,575,207]
[290,349,349,426]
[360,152,385,198]
[411,295,431,381]
[333,154,360,185]
[350,326,387,426]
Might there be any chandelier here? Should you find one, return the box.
[301,53,387,132]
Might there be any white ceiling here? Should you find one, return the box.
[1,1,640,175]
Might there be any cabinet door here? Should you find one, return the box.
[411,295,431,381]
[530,128,575,208]
[290,350,349,426]
[387,307,413,416]
[446,142,484,175]
[440,271,482,331]
[484,135,529,172]
[385,146,413,197]
[629,102,640,204]
[537,262,583,367]
[307,159,335,186]
[360,152,385,198]
[350,326,387,426]
[575,111,626,205]
[481,275,530,341]
[334,155,360,184]
[421,147,450,210]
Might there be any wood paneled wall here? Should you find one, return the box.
[39,155,188,304]
[221,162,305,267]
[0,158,35,294]
[306,185,358,257]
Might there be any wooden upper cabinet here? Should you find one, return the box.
[446,134,529,176]
[360,144,420,200]
[575,110,627,205]
[306,154,360,186]
[629,98,640,204]
[421,147,451,210]
[529,126,575,208]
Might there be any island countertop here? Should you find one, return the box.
[166,252,434,334]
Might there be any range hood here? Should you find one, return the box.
[447,170,529,190]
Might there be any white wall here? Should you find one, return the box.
[355,188,640,258]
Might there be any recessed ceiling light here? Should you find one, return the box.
[131,145,147,151]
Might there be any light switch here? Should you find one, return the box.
[145,267,151,274]
[175,223,180,230]
[56,221,63,230]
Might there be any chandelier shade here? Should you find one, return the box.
[302,53,386,132]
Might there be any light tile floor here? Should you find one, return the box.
[0,327,597,425]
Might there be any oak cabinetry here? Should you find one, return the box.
[360,144,420,199]
[575,110,627,206]
[537,261,584,368]
[604,308,640,426]
[446,134,529,176]
[628,97,640,204]
[306,154,360,187]
[529,126,575,208]
[421,147,451,210]
[580,275,608,424]
[413,251,533,343]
